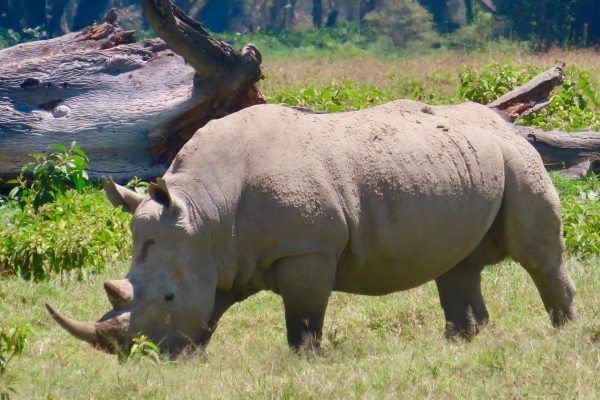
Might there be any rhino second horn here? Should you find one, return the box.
[104,279,134,309]
[45,303,99,346]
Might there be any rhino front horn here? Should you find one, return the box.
[45,303,99,346]
[104,279,134,309]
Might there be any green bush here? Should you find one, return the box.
[0,190,132,280]
[0,142,132,279]
[521,68,600,131]
[460,63,600,131]
[552,173,600,257]
[459,63,539,104]
[269,81,394,112]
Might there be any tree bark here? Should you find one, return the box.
[515,126,600,172]
[0,3,264,182]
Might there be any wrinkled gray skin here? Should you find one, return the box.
[47,100,576,355]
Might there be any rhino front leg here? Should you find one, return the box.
[435,260,489,341]
[274,253,336,352]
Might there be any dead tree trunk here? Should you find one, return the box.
[0,1,264,181]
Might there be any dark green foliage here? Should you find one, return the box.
[495,0,600,47]
[221,23,395,57]
[9,142,90,210]
[362,0,440,48]
[126,335,160,363]
[0,26,47,50]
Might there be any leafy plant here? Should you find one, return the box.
[521,68,600,131]
[0,325,31,400]
[9,142,90,210]
[552,173,600,256]
[459,63,600,132]
[126,335,160,363]
[0,190,132,280]
[459,63,538,104]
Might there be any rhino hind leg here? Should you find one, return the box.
[502,196,576,326]
[501,162,576,326]
[273,253,337,352]
[436,233,507,340]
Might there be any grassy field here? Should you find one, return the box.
[2,257,600,398]
[1,47,600,399]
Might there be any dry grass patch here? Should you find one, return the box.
[262,48,600,97]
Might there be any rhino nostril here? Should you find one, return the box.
[164,293,174,302]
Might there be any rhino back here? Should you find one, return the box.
[174,101,513,295]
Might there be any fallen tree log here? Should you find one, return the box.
[485,62,600,177]
[0,1,264,181]
[515,126,600,174]
[0,0,598,182]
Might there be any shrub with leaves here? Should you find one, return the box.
[0,190,132,280]
[552,173,600,257]
[522,68,600,131]
[459,63,600,132]
[0,324,31,400]
[459,63,539,105]
[9,142,90,210]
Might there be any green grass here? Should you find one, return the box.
[1,256,599,398]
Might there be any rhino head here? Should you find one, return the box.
[47,178,218,356]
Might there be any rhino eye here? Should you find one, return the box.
[164,293,175,302]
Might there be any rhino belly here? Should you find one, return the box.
[332,136,505,295]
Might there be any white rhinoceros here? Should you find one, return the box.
[47,100,576,355]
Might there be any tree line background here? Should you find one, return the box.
[0,1,598,49]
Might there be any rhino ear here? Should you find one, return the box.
[149,178,185,217]
[102,177,145,213]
